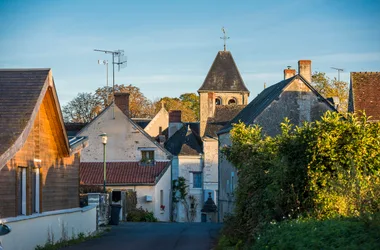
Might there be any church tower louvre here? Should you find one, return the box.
[198,50,250,137]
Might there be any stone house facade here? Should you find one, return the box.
[217,61,336,221]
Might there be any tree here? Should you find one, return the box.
[180,93,200,121]
[62,92,101,123]
[311,72,348,112]
[63,84,154,122]
[94,84,155,118]
[153,93,199,122]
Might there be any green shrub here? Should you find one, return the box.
[223,112,380,243]
[126,206,158,222]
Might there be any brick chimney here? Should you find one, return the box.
[298,60,312,83]
[284,68,296,80]
[168,110,182,138]
[114,92,130,117]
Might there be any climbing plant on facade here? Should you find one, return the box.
[172,176,200,222]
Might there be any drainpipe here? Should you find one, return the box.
[200,153,205,221]
[217,139,220,223]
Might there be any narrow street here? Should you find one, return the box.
[64,222,222,250]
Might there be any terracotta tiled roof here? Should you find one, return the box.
[349,72,380,121]
[80,161,171,185]
[198,51,249,93]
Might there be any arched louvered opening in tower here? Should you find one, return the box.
[228,98,237,105]
[215,97,222,105]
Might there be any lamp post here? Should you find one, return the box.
[99,133,108,193]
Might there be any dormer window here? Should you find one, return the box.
[215,97,222,105]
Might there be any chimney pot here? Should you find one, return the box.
[169,110,181,123]
[114,92,130,117]
[284,68,296,80]
[168,110,182,138]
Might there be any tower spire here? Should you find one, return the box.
[220,27,230,51]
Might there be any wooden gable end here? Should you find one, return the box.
[40,86,70,157]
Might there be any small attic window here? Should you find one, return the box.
[228,98,237,105]
[140,150,155,166]
[215,97,222,105]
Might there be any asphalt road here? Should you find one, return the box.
[63,222,222,250]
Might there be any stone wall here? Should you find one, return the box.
[199,92,249,136]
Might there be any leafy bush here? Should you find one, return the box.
[126,206,158,222]
[253,216,380,250]
[222,111,380,243]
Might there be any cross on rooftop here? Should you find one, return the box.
[220,27,230,51]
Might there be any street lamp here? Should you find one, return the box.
[99,133,108,193]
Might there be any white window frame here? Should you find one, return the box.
[192,172,202,189]
[34,167,40,213]
[20,167,27,215]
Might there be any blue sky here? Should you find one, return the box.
[1,0,379,106]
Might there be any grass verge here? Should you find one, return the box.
[217,215,380,250]
[35,227,110,250]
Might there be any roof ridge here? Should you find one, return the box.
[0,68,51,71]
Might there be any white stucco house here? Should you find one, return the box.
[164,110,219,222]
[77,93,172,221]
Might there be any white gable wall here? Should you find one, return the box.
[110,164,171,222]
[144,107,169,138]
[78,104,168,162]
[174,156,203,222]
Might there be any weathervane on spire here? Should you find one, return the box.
[220,27,230,51]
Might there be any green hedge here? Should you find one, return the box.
[253,216,380,250]
[222,111,380,244]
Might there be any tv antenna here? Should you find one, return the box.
[331,67,344,81]
[94,49,128,98]
[220,27,230,51]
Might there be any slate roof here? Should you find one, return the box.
[204,105,245,138]
[165,124,203,156]
[218,75,336,135]
[0,69,50,157]
[132,118,152,129]
[80,161,171,185]
[65,123,87,136]
[198,51,249,93]
[349,72,380,121]
[201,193,217,213]
[0,69,72,169]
